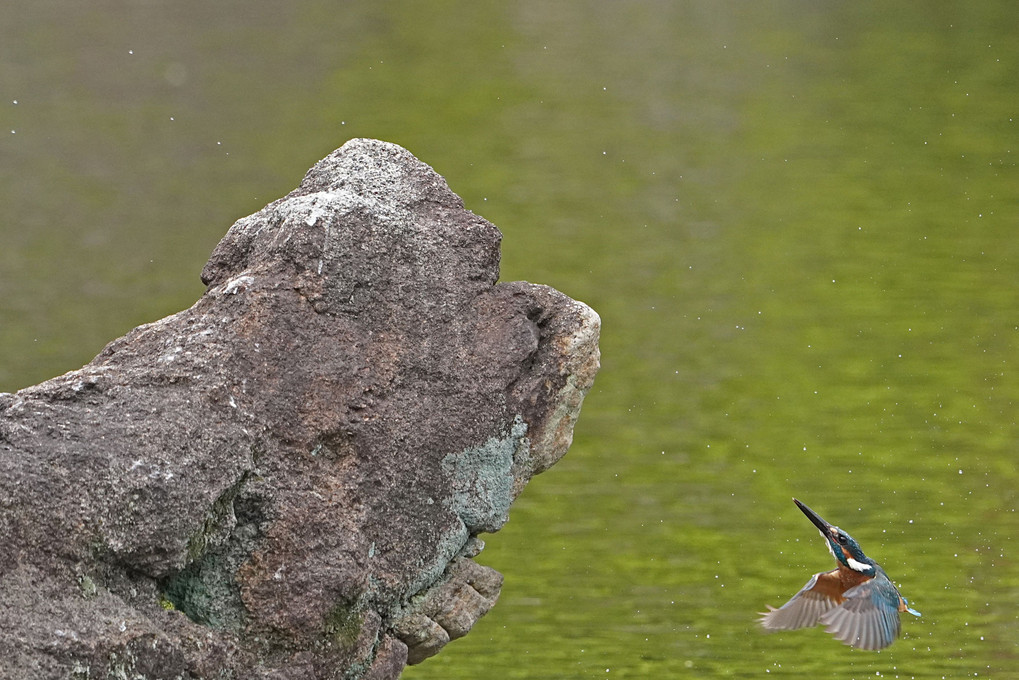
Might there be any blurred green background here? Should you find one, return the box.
[2,2,1017,677]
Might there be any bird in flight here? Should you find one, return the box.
[758,498,921,650]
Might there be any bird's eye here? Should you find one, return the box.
[836,534,848,545]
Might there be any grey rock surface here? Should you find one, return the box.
[0,139,600,679]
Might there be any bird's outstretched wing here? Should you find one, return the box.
[818,576,903,650]
[759,570,844,631]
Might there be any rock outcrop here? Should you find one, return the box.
[0,139,600,679]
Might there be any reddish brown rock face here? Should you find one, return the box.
[0,139,600,679]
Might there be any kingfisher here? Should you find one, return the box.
[758,498,920,650]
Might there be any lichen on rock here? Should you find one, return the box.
[442,414,528,535]
[0,138,600,679]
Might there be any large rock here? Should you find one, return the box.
[0,139,600,679]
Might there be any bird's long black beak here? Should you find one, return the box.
[793,498,833,534]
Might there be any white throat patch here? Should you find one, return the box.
[846,557,873,573]
[820,530,836,558]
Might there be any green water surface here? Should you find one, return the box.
[2,2,1017,677]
